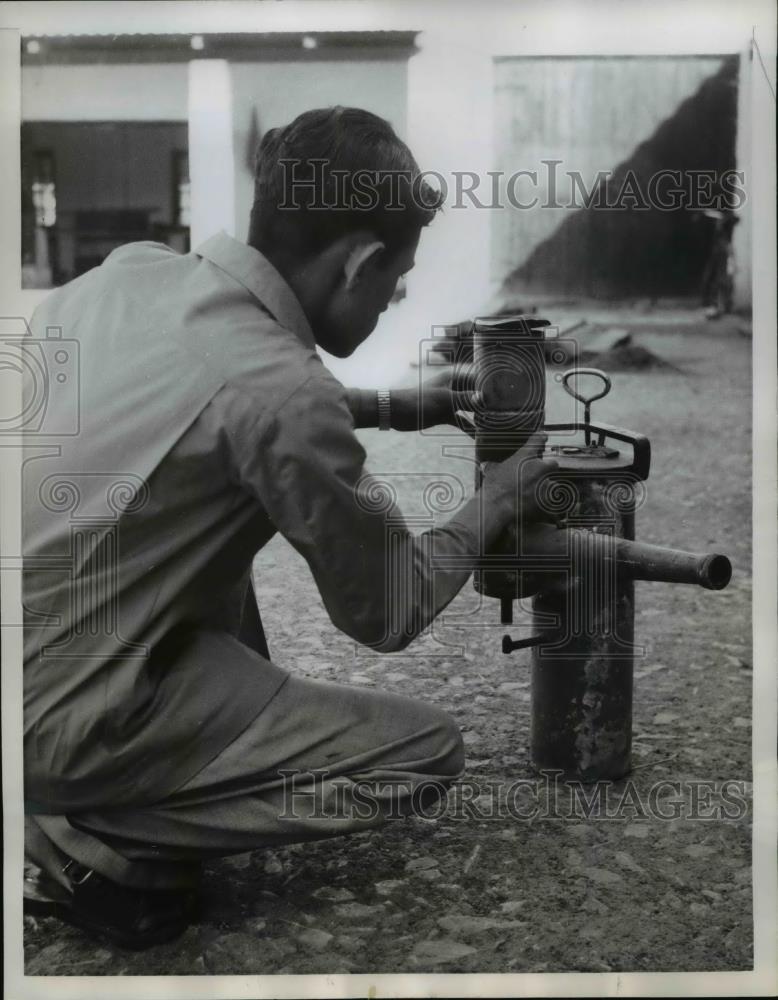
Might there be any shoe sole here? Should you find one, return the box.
[24,895,190,951]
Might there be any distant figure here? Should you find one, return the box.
[700,209,739,319]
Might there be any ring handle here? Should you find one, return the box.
[560,368,612,446]
[561,368,612,406]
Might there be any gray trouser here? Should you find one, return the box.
[28,671,464,890]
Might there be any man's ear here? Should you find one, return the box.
[343,239,385,290]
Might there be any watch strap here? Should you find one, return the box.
[377,389,392,431]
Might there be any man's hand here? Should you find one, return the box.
[481,434,560,526]
[388,364,477,431]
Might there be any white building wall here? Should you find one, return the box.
[230,59,408,243]
[21,63,188,121]
[189,60,236,246]
[732,48,753,311]
[9,0,772,321]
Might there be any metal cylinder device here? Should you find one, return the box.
[472,315,548,618]
[471,315,731,782]
[528,440,644,781]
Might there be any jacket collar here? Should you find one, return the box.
[195,231,315,350]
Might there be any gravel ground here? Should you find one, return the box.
[24,308,754,976]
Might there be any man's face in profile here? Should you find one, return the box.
[315,231,420,358]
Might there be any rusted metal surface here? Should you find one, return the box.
[511,523,732,591]
[529,477,636,782]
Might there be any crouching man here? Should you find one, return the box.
[23,107,556,948]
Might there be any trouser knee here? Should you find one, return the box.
[422,705,465,780]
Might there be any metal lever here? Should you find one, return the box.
[561,368,612,446]
[502,631,558,654]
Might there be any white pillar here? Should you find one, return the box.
[406,29,494,322]
[732,47,752,311]
[188,59,236,245]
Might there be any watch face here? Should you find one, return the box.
[377,390,391,430]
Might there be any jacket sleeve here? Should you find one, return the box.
[233,374,492,653]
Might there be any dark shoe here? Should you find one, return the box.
[24,859,199,950]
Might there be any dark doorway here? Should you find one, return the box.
[21,121,190,288]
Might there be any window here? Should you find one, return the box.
[21,122,189,287]
[173,150,191,228]
[32,150,57,227]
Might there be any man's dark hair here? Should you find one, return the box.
[248,106,443,261]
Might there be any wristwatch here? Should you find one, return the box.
[377,389,392,431]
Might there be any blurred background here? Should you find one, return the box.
[18,4,755,384]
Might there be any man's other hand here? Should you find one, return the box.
[400,363,477,430]
[481,434,560,525]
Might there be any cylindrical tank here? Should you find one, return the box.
[469,317,650,780]
[528,472,639,782]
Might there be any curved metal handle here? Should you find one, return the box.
[561,368,612,406]
[560,368,612,446]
